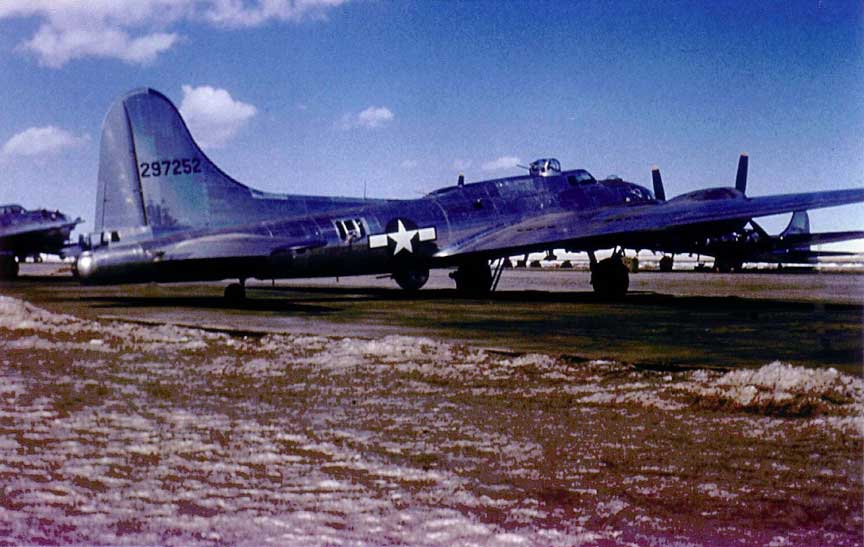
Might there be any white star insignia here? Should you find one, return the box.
[388,219,417,254]
[369,220,437,255]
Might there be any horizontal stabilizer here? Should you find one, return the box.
[777,230,864,249]
[775,211,864,252]
[155,231,326,262]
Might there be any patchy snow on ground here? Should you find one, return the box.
[677,362,864,432]
[0,295,861,546]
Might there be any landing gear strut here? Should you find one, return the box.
[224,279,246,302]
[450,259,493,295]
[589,251,629,299]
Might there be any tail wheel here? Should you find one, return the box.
[591,256,629,298]
[0,256,18,280]
[393,266,429,292]
[450,260,492,295]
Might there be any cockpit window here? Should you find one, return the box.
[623,185,653,203]
[0,205,24,215]
[567,170,596,186]
[334,218,366,241]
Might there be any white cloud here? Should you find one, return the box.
[481,156,520,171]
[400,160,417,169]
[2,126,89,157]
[0,0,347,67]
[1,0,188,67]
[22,25,178,68]
[203,0,349,27]
[341,106,394,130]
[179,85,257,149]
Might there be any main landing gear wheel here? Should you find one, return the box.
[0,256,18,280]
[393,266,429,292]
[714,258,743,274]
[591,256,629,299]
[224,281,246,302]
[450,260,493,295]
[659,255,674,272]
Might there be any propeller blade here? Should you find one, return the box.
[735,153,748,194]
[651,165,666,201]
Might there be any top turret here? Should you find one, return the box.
[529,158,561,177]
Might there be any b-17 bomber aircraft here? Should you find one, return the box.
[648,162,864,272]
[74,88,864,299]
[695,210,864,272]
[0,204,81,279]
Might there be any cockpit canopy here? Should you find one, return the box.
[529,158,561,177]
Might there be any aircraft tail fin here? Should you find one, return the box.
[95,88,375,243]
[96,88,258,237]
[781,211,811,237]
[780,211,811,251]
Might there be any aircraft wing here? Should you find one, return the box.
[437,188,864,257]
[0,218,80,240]
[0,218,82,258]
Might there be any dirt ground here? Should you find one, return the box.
[0,267,861,546]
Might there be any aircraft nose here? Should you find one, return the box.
[75,252,96,280]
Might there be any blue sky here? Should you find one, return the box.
[0,0,862,241]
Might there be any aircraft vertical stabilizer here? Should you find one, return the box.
[98,88,258,235]
[781,211,810,237]
[96,91,149,233]
[780,211,811,252]
[94,88,377,240]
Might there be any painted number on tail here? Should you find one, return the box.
[139,158,202,178]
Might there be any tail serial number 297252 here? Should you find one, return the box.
[139,158,202,178]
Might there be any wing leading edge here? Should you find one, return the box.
[437,188,864,258]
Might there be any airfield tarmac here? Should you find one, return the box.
[0,265,862,546]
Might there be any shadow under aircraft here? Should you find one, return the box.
[74,88,864,300]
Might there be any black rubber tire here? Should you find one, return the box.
[714,259,742,274]
[224,283,246,302]
[393,266,429,292]
[591,257,629,298]
[659,255,674,272]
[451,260,493,295]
